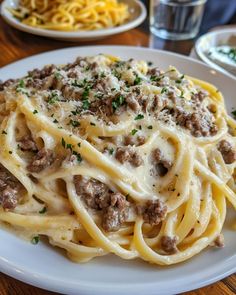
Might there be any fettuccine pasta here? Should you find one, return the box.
[0,54,235,265]
[9,0,130,31]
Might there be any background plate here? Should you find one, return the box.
[0,0,146,41]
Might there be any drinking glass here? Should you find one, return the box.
[150,0,207,40]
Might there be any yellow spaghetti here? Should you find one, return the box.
[9,0,130,31]
[0,54,235,265]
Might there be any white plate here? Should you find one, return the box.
[0,0,146,41]
[195,28,236,79]
[0,46,236,295]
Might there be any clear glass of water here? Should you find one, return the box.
[150,0,207,40]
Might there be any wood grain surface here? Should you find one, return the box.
[0,4,235,295]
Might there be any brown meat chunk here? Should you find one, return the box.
[218,140,236,164]
[148,67,162,77]
[152,148,172,176]
[213,234,225,248]
[28,65,56,80]
[126,94,140,112]
[192,90,208,102]
[102,193,129,232]
[18,136,38,152]
[0,165,22,210]
[175,108,217,137]
[0,186,18,209]
[0,79,16,91]
[27,148,54,173]
[115,147,143,167]
[160,236,178,254]
[74,176,129,232]
[124,135,145,146]
[74,176,110,210]
[143,200,167,225]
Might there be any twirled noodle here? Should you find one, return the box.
[9,0,130,31]
[0,54,235,265]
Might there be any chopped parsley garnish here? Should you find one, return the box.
[90,122,96,126]
[72,80,83,87]
[33,110,38,114]
[48,92,59,104]
[100,72,106,78]
[66,143,73,151]
[147,125,153,129]
[69,120,80,127]
[9,151,12,154]
[147,61,153,66]
[135,114,144,120]
[77,143,81,147]
[82,99,90,110]
[82,86,91,100]
[71,109,80,116]
[175,74,185,84]
[131,129,138,135]
[61,137,66,148]
[53,119,59,123]
[109,148,114,155]
[112,95,125,111]
[180,90,184,98]
[16,79,27,94]
[39,207,47,214]
[61,138,83,163]
[1,130,7,135]
[134,76,142,85]
[54,72,62,79]
[231,110,236,119]
[18,80,25,88]
[150,75,162,82]
[31,236,39,245]
[72,151,82,163]
[161,87,168,94]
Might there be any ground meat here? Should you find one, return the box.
[218,140,236,164]
[148,67,162,77]
[0,186,18,209]
[213,234,225,248]
[0,79,16,91]
[142,200,167,225]
[192,90,208,102]
[18,136,38,152]
[115,147,143,167]
[151,95,166,112]
[102,193,129,232]
[152,148,172,177]
[74,176,129,231]
[74,176,110,210]
[27,148,54,173]
[160,235,178,254]
[0,165,22,210]
[126,94,140,112]
[124,135,145,146]
[175,108,218,137]
[28,65,56,80]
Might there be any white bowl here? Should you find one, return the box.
[0,0,147,41]
[0,46,236,295]
[195,28,236,78]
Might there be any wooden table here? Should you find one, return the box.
[0,9,235,295]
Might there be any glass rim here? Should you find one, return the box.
[152,0,207,6]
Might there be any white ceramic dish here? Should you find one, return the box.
[0,46,236,295]
[195,28,236,79]
[0,0,146,41]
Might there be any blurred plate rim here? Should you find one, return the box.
[195,28,236,79]
[0,0,147,41]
